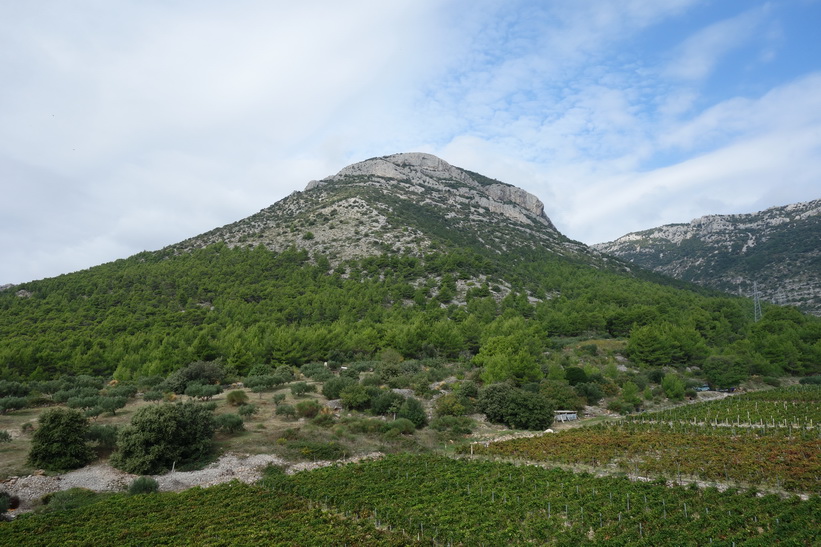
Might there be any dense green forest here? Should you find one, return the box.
[1,243,819,382]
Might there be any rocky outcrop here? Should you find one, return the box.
[594,199,821,315]
[171,152,590,265]
[306,153,553,228]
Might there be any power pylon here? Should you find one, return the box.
[753,281,762,322]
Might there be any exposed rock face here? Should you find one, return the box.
[594,199,821,315]
[306,153,553,228]
[171,152,596,265]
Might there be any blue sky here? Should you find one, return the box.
[1,0,820,284]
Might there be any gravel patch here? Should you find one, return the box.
[1,451,383,514]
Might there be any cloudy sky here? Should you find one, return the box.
[2,0,820,284]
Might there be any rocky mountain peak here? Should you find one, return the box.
[306,153,551,226]
[171,152,598,266]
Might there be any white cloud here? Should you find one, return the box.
[558,74,821,243]
[665,6,769,81]
[1,0,820,283]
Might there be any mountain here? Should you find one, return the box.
[172,152,596,264]
[593,199,821,315]
[2,153,819,381]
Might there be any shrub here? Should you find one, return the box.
[397,397,428,429]
[340,384,371,410]
[295,400,322,419]
[0,491,20,514]
[0,380,30,398]
[575,382,604,405]
[371,390,405,416]
[382,418,415,435]
[87,424,119,452]
[434,393,468,417]
[456,381,479,399]
[128,476,159,495]
[477,383,554,430]
[290,382,315,397]
[0,430,11,443]
[245,375,280,393]
[276,404,296,419]
[322,376,355,400]
[111,402,215,475]
[165,361,226,394]
[143,390,163,402]
[274,366,295,382]
[540,380,586,412]
[607,399,636,415]
[579,343,598,356]
[300,362,331,380]
[40,488,100,512]
[27,408,94,471]
[106,384,138,399]
[0,396,29,414]
[565,366,588,386]
[280,427,301,441]
[215,413,245,434]
[237,404,257,420]
[311,412,335,428]
[661,373,686,400]
[286,440,345,460]
[226,390,249,406]
[99,396,128,415]
[272,393,286,405]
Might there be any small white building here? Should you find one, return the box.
[554,410,578,422]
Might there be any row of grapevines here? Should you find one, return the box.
[0,481,410,546]
[740,385,821,402]
[463,423,820,493]
[632,388,821,428]
[621,418,819,439]
[264,454,820,546]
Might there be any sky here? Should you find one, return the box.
[2,0,820,284]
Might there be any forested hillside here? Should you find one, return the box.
[1,153,819,383]
[1,242,819,382]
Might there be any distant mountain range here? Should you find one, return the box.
[594,199,821,315]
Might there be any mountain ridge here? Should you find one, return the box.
[594,198,821,314]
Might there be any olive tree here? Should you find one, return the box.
[27,408,94,471]
[111,402,215,474]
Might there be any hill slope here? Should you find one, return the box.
[594,199,821,315]
[1,153,819,381]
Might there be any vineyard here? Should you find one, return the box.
[2,387,819,544]
[2,454,818,545]
[628,386,821,429]
[264,454,820,545]
[465,386,821,494]
[0,481,409,546]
